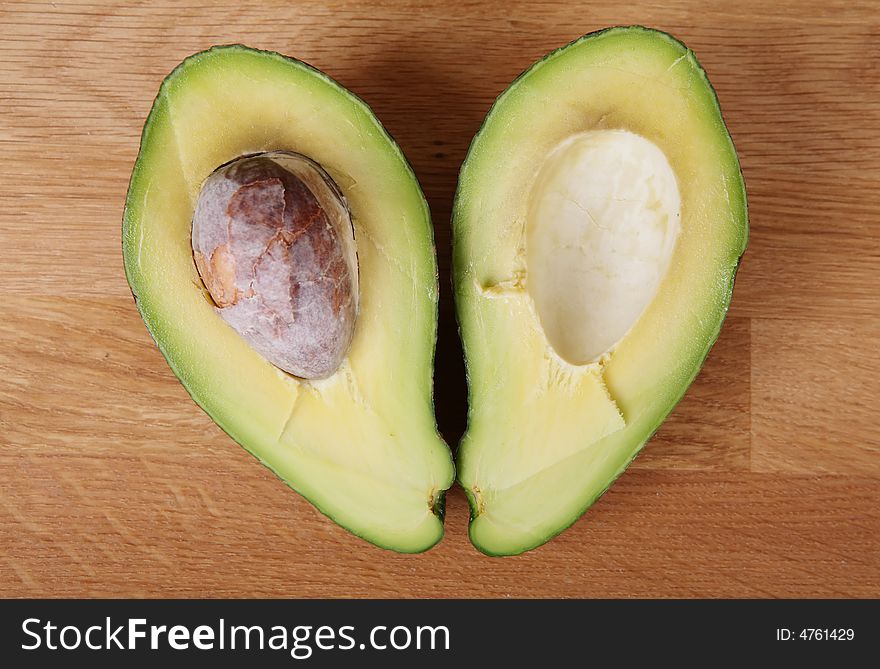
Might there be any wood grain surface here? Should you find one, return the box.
[1,0,878,598]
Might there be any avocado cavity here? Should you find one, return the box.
[526,130,681,365]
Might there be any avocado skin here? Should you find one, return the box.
[452,26,748,557]
[123,45,452,554]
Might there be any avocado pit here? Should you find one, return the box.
[192,151,358,379]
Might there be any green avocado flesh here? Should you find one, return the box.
[453,27,748,555]
[123,46,454,553]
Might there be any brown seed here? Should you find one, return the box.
[191,151,358,379]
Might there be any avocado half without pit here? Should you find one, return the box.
[453,27,748,555]
[123,46,454,553]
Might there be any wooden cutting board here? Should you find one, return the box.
[1,0,878,598]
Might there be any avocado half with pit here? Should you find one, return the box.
[123,46,454,552]
[453,27,748,555]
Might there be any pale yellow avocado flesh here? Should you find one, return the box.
[123,47,454,552]
[453,27,747,555]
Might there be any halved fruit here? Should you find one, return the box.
[123,46,454,552]
[453,27,748,555]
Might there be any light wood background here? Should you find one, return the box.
[1,0,878,598]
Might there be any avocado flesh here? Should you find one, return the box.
[123,46,454,553]
[453,27,748,556]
